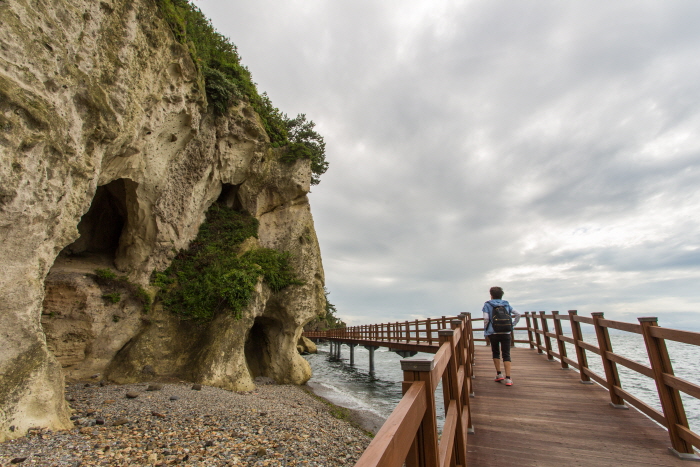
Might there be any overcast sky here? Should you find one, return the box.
[196,1,700,330]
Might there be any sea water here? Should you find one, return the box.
[304,331,700,434]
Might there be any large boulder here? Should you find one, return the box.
[297,336,319,354]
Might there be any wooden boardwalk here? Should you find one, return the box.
[466,344,689,466]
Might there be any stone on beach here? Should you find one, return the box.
[0,382,372,466]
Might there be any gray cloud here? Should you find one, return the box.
[199,0,700,330]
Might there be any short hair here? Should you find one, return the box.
[490,286,504,299]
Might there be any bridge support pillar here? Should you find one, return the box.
[335,341,342,359]
[364,346,379,375]
[330,341,341,360]
[348,344,358,365]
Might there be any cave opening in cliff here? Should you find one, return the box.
[217,183,243,211]
[245,316,281,379]
[54,178,135,270]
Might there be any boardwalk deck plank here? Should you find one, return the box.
[466,345,689,466]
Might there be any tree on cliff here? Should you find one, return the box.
[284,114,328,186]
[156,0,329,184]
[305,288,345,331]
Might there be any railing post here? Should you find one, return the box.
[591,312,626,408]
[457,314,475,429]
[531,312,543,354]
[568,311,592,384]
[539,311,555,361]
[439,325,467,467]
[466,312,475,371]
[639,317,698,459]
[552,311,569,369]
[426,318,433,346]
[401,359,440,467]
[525,312,535,349]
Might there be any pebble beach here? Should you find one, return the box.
[0,380,374,466]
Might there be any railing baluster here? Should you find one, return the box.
[531,312,543,354]
[639,317,696,458]
[539,311,555,361]
[552,311,569,369]
[525,312,535,349]
[591,312,626,408]
[568,310,592,384]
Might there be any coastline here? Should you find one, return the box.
[304,382,387,435]
[0,381,372,466]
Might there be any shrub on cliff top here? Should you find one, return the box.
[154,204,303,321]
[304,288,345,331]
[155,0,328,184]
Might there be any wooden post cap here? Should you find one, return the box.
[401,358,435,372]
[438,329,455,336]
[591,312,604,317]
[637,317,658,322]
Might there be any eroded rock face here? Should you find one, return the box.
[0,0,324,441]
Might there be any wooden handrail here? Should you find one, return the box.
[521,310,700,457]
[355,381,427,467]
[304,309,700,461]
[350,314,475,467]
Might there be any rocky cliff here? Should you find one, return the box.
[0,0,325,442]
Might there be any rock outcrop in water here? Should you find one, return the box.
[0,0,325,441]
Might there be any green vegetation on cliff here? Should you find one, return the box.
[154,203,303,321]
[93,269,152,312]
[305,288,345,331]
[155,0,328,184]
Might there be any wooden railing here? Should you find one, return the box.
[345,314,476,467]
[523,311,700,459]
[471,316,529,346]
[306,315,528,349]
[305,311,700,463]
[306,315,465,347]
